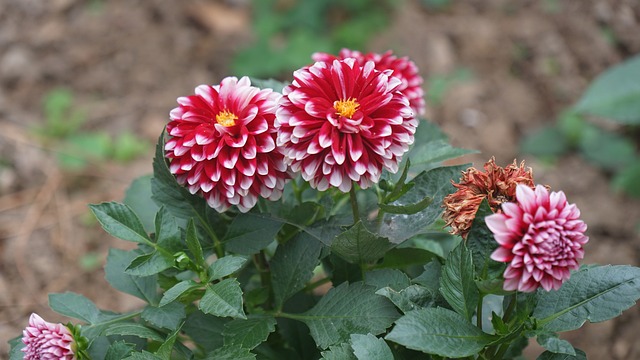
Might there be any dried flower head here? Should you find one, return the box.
[276,58,417,192]
[442,157,535,238]
[165,76,290,213]
[22,313,76,360]
[486,184,589,292]
[312,49,426,116]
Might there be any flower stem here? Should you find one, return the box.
[302,277,331,293]
[253,250,273,310]
[476,293,485,329]
[349,185,360,224]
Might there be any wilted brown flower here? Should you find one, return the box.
[442,157,535,239]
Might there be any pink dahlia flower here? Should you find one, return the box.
[312,49,425,116]
[165,77,290,212]
[22,313,76,360]
[276,58,417,192]
[486,184,589,292]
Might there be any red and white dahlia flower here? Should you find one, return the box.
[276,58,417,192]
[22,313,76,360]
[486,184,589,292]
[165,77,290,212]
[312,49,425,116]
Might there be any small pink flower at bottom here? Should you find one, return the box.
[486,184,589,292]
[22,313,76,360]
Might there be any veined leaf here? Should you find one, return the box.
[199,279,246,319]
[439,242,478,321]
[331,222,391,264]
[90,202,150,244]
[222,315,277,350]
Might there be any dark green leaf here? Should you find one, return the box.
[413,260,443,294]
[223,315,277,350]
[534,265,640,332]
[350,334,394,360]
[537,348,586,360]
[612,162,640,197]
[385,307,494,357]
[159,280,199,306]
[378,195,432,215]
[90,202,150,244]
[125,251,174,277]
[380,165,468,243]
[271,232,324,309]
[537,333,576,356]
[123,351,162,360]
[208,255,248,282]
[224,213,282,255]
[104,323,164,342]
[440,242,478,321]
[48,292,101,324]
[205,344,256,360]
[105,248,159,304]
[320,343,357,360]
[364,269,411,291]
[156,325,182,359]
[8,337,24,360]
[374,247,437,269]
[154,206,181,251]
[124,175,159,233]
[141,302,186,330]
[301,282,400,349]
[331,221,391,264]
[574,53,640,124]
[383,159,412,203]
[579,124,637,171]
[376,285,435,314]
[466,199,506,281]
[186,219,206,268]
[183,310,228,352]
[105,341,136,360]
[199,278,246,319]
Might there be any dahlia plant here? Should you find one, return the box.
[10,50,640,360]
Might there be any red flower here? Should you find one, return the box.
[276,59,417,192]
[312,49,425,116]
[22,313,76,360]
[165,77,290,212]
[486,185,589,292]
[442,157,536,239]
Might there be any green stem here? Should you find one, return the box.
[302,277,331,293]
[476,293,485,329]
[83,310,143,331]
[349,185,360,224]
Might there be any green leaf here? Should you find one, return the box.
[364,269,411,291]
[537,349,587,360]
[159,280,199,306]
[49,292,101,324]
[249,78,288,94]
[105,248,159,304]
[90,202,150,244]
[574,53,640,124]
[151,132,223,239]
[379,165,469,243]
[439,242,478,321]
[578,124,638,171]
[125,251,174,277]
[376,285,435,314]
[224,213,282,255]
[205,344,256,360]
[534,265,640,332]
[104,323,164,342]
[537,333,576,356]
[182,310,228,352]
[320,343,357,360]
[612,162,640,197]
[208,255,248,282]
[374,247,437,269]
[301,282,400,349]
[186,219,206,268]
[378,196,432,215]
[199,278,247,319]
[105,341,136,360]
[223,315,277,350]
[466,199,506,281]
[156,325,182,359]
[154,206,181,251]
[271,232,324,309]
[413,260,443,294]
[385,307,494,358]
[8,337,24,360]
[123,351,162,360]
[520,125,569,157]
[141,302,186,330]
[124,175,159,233]
[350,334,394,360]
[331,221,391,264]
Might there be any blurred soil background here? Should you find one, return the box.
[1,0,640,358]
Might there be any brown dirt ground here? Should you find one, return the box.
[1,0,639,359]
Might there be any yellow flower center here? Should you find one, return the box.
[334,98,360,119]
[216,110,237,127]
